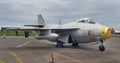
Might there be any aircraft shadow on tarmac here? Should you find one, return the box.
[7,44,96,51]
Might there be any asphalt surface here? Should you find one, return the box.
[0,36,120,63]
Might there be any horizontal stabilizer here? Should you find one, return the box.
[24,25,44,27]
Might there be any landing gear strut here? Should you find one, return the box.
[70,38,78,47]
[99,40,105,51]
[56,40,64,48]
[72,43,79,47]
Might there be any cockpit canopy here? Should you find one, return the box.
[77,18,96,24]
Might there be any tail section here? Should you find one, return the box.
[38,15,45,25]
[24,14,45,27]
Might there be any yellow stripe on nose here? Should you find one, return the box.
[101,26,112,40]
[107,28,112,38]
[101,26,107,40]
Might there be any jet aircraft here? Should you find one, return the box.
[1,15,115,51]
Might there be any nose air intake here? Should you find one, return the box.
[101,26,112,40]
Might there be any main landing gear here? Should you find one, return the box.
[72,43,79,47]
[56,40,64,48]
[99,40,105,51]
[56,40,79,48]
[72,40,79,47]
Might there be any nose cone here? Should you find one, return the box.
[109,27,115,33]
[101,26,112,40]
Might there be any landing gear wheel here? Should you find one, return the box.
[72,43,79,47]
[99,45,105,51]
[56,40,64,48]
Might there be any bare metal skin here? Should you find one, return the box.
[1,15,114,51]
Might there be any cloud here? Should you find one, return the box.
[0,0,120,30]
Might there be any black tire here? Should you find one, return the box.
[99,45,105,51]
[56,40,64,48]
[72,43,79,47]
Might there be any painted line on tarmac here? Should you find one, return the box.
[11,52,24,63]
[16,41,31,48]
[0,60,5,63]
[53,52,85,63]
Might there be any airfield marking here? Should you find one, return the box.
[16,41,31,48]
[0,60,5,63]
[53,52,85,63]
[11,52,24,63]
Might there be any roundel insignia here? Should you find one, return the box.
[88,30,91,37]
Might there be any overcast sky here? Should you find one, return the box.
[0,0,120,30]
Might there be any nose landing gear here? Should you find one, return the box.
[99,45,105,51]
[99,40,105,51]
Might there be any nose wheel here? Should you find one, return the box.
[99,45,105,51]
[99,40,105,51]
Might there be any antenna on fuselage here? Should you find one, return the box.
[59,20,62,25]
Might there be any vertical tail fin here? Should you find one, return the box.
[38,15,45,25]
[24,15,45,27]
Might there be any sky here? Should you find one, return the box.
[0,0,120,30]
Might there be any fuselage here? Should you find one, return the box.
[59,20,111,43]
[35,18,112,43]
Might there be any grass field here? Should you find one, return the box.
[111,34,120,38]
[0,31,37,36]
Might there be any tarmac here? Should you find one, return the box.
[0,36,120,63]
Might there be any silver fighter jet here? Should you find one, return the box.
[1,15,115,51]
